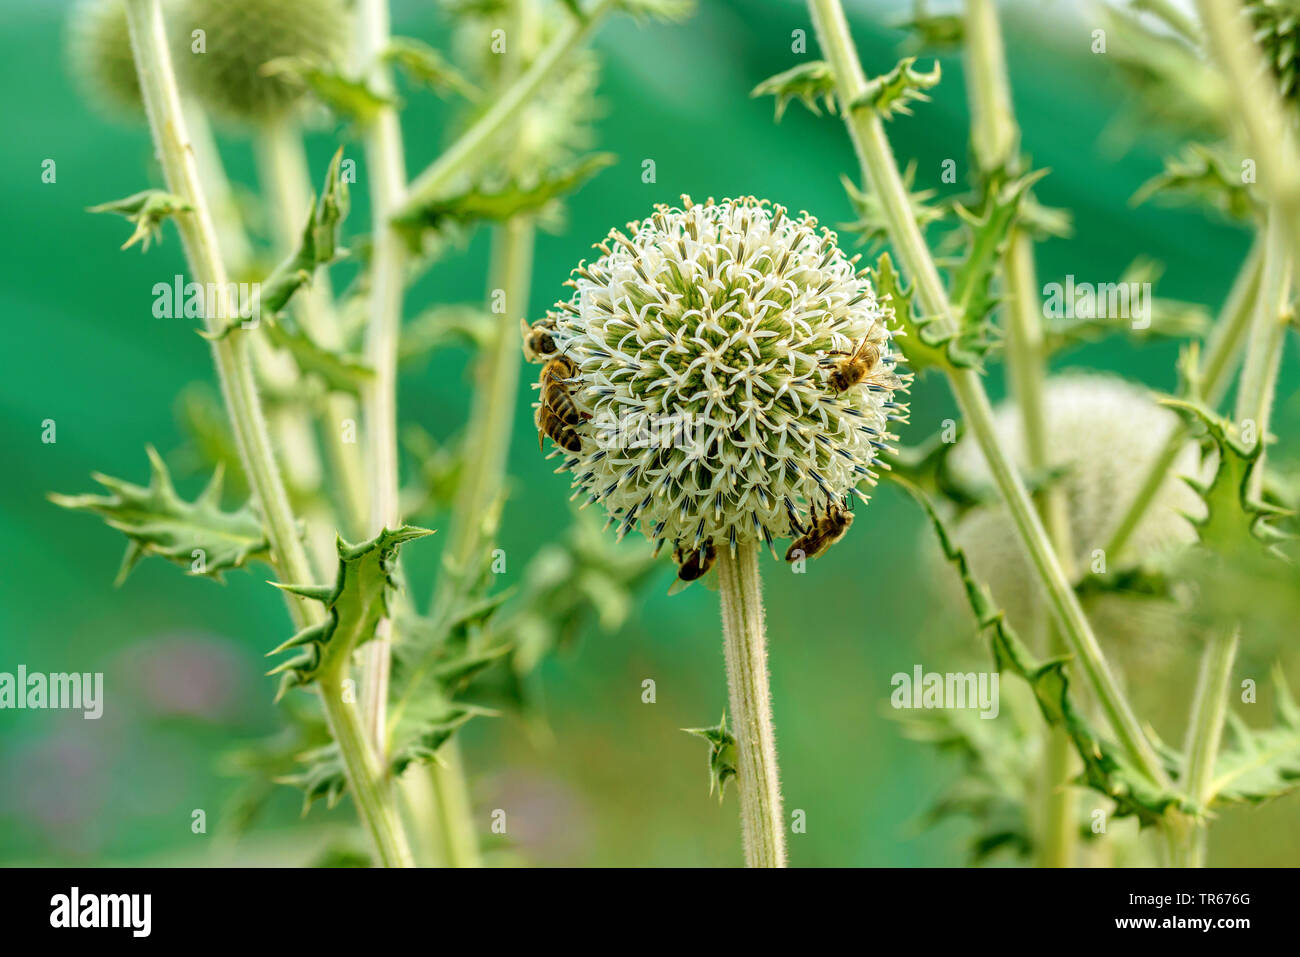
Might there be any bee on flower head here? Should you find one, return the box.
[785,500,854,562]
[521,316,559,364]
[535,355,585,453]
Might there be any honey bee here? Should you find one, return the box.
[521,317,558,363]
[824,332,883,393]
[673,542,716,582]
[785,501,853,562]
[535,355,584,452]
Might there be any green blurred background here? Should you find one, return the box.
[2,0,1296,866]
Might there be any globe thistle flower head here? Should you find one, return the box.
[536,196,910,559]
[67,0,143,117]
[935,373,1205,673]
[172,0,349,123]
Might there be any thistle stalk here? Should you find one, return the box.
[356,0,409,749]
[717,542,786,868]
[1196,0,1300,275]
[1103,240,1263,560]
[963,0,1079,867]
[1175,628,1240,867]
[1235,211,1293,495]
[808,0,1169,789]
[395,0,617,219]
[122,0,411,867]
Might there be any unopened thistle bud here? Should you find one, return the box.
[67,0,143,116]
[171,0,349,122]
[941,373,1204,667]
[532,196,910,559]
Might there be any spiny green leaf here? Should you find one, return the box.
[897,3,964,52]
[267,526,434,698]
[263,319,372,397]
[874,252,964,373]
[260,148,352,314]
[881,425,985,514]
[751,61,837,121]
[947,165,1047,342]
[88,189,193,251]
[207,149,352,341]
[1210,667,1300,805]
[852,56,942,121]
[842,163,945,249]
[684,711,737,802]
[1162,398,1291,554]
[893,704,1037,863]
[390,703,499,776]
[382,37,478,100]
[1133,144,1259,221]
[260,58,395,124]
[392,152,615,242]
[894,476,1192,825]
[49,445,268,584]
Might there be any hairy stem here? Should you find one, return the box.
[124,0,316,623]
[433,219,535,607]
[1103,241,1263,560]
[123,0,410,865]
[717,541,786,867]
[1175,628,1239,867]
[254,121,370,543]
[357,0,409,749]
[395,0,617,219]
[964,0,1079,867]
[319,675,414,867]
[1196,0,1300,274]
[1235,211,1293,496]
[808,0,1169,788]
[429,741,482,868]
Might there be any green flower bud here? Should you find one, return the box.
[171,0,349,122]
[66,0,143,117]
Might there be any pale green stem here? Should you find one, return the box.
[1196,0,1300,276]
[433,219,535,608]
[419,223,534,869]
[1174,628,1239,867]
[395,0,617,218]
[181,98,252,271]
[319,675,414,867]
[429,741,482,868]
[1168,212,1290,872]
[422,0,542,868]
[123,0,410,866]
[1235,211,1293,498]
[717,542,786,868]
[808,0,1169,790]
[356,0,409,749]
[254,120,370,541]
[1102,240,1263,560]
[964,0,1079,867]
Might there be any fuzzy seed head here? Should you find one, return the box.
[172,0,348,122]
[67,0,143,116]
[538,196,910,556]
[938,373,1205,668]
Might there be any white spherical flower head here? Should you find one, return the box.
[536,196,910,557]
